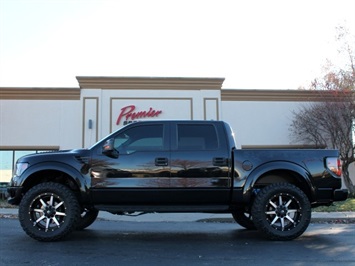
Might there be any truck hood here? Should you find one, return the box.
[16,149,90,163]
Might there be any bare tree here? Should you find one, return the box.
[290,92,354,195]
[290,27,355,196]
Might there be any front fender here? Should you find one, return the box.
[14,162,89,196]
[242,161,316,202]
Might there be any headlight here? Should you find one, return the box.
[15,162,29,176]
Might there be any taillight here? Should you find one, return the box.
[326,158,342,177]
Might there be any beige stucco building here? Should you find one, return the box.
[1,76,354,184]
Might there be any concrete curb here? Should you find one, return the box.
[1,208,354,223]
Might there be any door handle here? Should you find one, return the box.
[155,157,169,166]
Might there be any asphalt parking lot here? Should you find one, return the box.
[1,217,355,266]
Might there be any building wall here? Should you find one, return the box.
[0,87,81,182]
[81,88,222,147]
[0,77,353,185]
[0,100,81,149]
[221,101,301,147]
[78,76,223,147]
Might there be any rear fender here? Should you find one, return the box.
[242,161,316,202]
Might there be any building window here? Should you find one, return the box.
[0,149,58,183]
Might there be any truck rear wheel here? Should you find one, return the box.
[232,210,256,230]
[251,183,311,241]
[19,182,80,242]
[76,208,99,230]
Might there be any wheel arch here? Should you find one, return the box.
[19,162,89,202]
[242,161,316,203]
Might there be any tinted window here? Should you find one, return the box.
[177,124,218,150]
[114,124,164,153]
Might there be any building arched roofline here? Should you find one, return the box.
[76,76,225,90]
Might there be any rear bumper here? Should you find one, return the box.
[333,189,348,202]
[312,188,348,207]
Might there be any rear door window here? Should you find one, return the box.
[177,124,218,150]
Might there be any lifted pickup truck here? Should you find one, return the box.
[7,120,348,241]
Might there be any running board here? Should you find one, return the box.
[94,205,230,214]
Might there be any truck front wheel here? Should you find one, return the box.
[251,183,311,241]
[19,182,80,242]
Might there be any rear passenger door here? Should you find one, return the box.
[169,122,231,204]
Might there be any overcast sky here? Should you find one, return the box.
[0,0,354,89]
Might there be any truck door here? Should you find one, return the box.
[169,122,231,204]
[90,122,171,204]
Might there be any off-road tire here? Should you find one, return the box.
[232,210,256,230]
[76,208,99,230]
[251,183,311,241]
[19,182,80,242]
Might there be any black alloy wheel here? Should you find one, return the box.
[19,182,80,242]
[251,183,311,241]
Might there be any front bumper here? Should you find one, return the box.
[7,186,23,205]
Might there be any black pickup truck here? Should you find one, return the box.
[7,120,348,241]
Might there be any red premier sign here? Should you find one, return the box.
[116,105,162,125]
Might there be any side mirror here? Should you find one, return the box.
[102,138,119,158]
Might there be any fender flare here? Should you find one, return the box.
[18,162,88,197]
[242,161,316,202]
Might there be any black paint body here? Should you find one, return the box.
[7,120,347,213]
